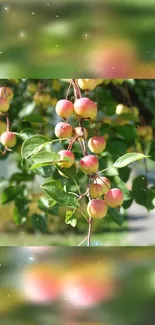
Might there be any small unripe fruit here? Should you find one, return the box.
[73,127,88,139]
[79,155,99,175]
[52,79,61,92]
[0,121,7,134]
[58,150,75,169]
[115,117,130,126]
[132,106,139,116]
[0,87,14,101]
[105,188,124,208]
[51,98,58,106]
[102,117,112,124]
[74,98,97,120]
[42,93,51,105]
[78,79,102,91]
[88,136,106,154]
[116,104,129,115]
[145,125,153,135]
[144,134,153,142]
[0,97,10,113]
[95,177,111,194]
[137,126,147,137]
[87,199,108,219]
[54,122,73,138]
[0,131,17,148]
[55,99,74,118]
[89,183,103,198]
[33,92,43,105]
[27,82,37,93]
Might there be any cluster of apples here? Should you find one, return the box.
[116,103,139,117]
[0,87,17,149]
[28,80,60,108]
[54,79,124,220]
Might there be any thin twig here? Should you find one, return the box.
[78,236,88,246]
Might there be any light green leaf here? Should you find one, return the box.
[18,128,36,141]
[21,135,50,159]
[30,152,60,170]
[65,210,77,227]
[113,153,149,168]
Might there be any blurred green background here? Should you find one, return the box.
[1,247,155,325]
[1,0,155,77]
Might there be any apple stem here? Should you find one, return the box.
[87,176,92,246]
[87,217,92,246]
[6,113,10,132]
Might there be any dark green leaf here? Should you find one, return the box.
[108,207,124,226]
[116,125,137,141]
[13,197,29,225]
[10,172,34,183]
[55,164,77,180]
[113,175,132,201]
[132,175,149,209]
[118,113,139,122]
[123,198,133,209]
[24,114,45,123]
[119,167,131,182]
[31,213,47,232]
[41,180,80,208]
[106,139,127,158]
[149,140,155,161]
[0,185,24,204]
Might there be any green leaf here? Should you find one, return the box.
[116,125,137,141]
[24,113,45,123]
[55,164,77,179]
[10,172,34,183]
[132,175,148,209]
[119,167,131,183]
[19,102,36,118]
[36,165,54,178]
[38,196,57,213]
[113,153,149,168]
[108,207,124,226]
[113,175,132,201]
[117,113,139,122]
[123,198,133,209]
[0,185,24,204]
[31,214,47,232]
[13,197,29,225]
[65,210,77,227]
[30,151,60,170]
[149,140,155,161]
[21,135,50,159]
[106,139,127,158]
[41,180,80,208]
[18,128,36,141]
